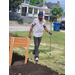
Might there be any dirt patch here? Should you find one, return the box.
[29,47,34,49]
[40,43,48,46]
[30,43,34,46]
[52,50,62,54]
[9,52,59,75]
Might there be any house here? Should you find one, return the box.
[38,1,61,21]
[9,0,61,22]
[9,0,50,21]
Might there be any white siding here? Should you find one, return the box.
[28,14,33,17]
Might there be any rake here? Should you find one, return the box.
[49,20,52,55]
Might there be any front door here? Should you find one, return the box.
[22,7,27,16]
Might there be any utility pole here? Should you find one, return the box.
[43,0,45,8]
[43,0,45,19]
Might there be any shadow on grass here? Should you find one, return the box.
[40,50,55,59]
[29,49,55,59]
[17,18,24,24]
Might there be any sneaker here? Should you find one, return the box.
[35,57,39,61]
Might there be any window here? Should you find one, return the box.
[34,9,38,14]
[28,8,33,14]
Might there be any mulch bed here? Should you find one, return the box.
[9,52,59,75]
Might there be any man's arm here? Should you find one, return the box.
[29,24,34,38]
[44,26,52,35]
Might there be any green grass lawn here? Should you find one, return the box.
[9,30,65,74]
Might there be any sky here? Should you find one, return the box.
[46,0,65,12]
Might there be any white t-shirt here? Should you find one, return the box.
[32,18,46,37]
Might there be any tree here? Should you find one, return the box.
[30,0,46,6]
[50,5,64,19]
[63,12,65,14]
[9,0,22,12]
[48,2,51,3]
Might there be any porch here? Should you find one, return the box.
[19,3,51,21]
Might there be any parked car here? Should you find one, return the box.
[60,21,65,30]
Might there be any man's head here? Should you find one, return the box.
[38,12,43,21]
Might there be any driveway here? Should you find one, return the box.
[60,30,65,32]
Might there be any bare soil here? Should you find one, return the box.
[9,52,59,75]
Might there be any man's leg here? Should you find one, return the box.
[33,37,37,55]
[33,37,39,58]
[38,37,42,48]
[37,37,42,54]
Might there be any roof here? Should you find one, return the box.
[45,13,51,15]
[38,2,57,9]
[21,3,50,10]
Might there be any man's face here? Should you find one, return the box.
[39,15,43,18]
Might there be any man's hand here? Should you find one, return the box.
[44,26,52,35]
[29,34,31,39]
[49,32,52,35]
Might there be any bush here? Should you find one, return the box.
[14,31,19,37]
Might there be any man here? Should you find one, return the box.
[29,12,52,61]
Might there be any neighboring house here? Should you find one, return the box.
[9,0,50,21]
[9,0,62,22]
[38,1,61,21]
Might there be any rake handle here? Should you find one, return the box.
[49,20,52,55]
